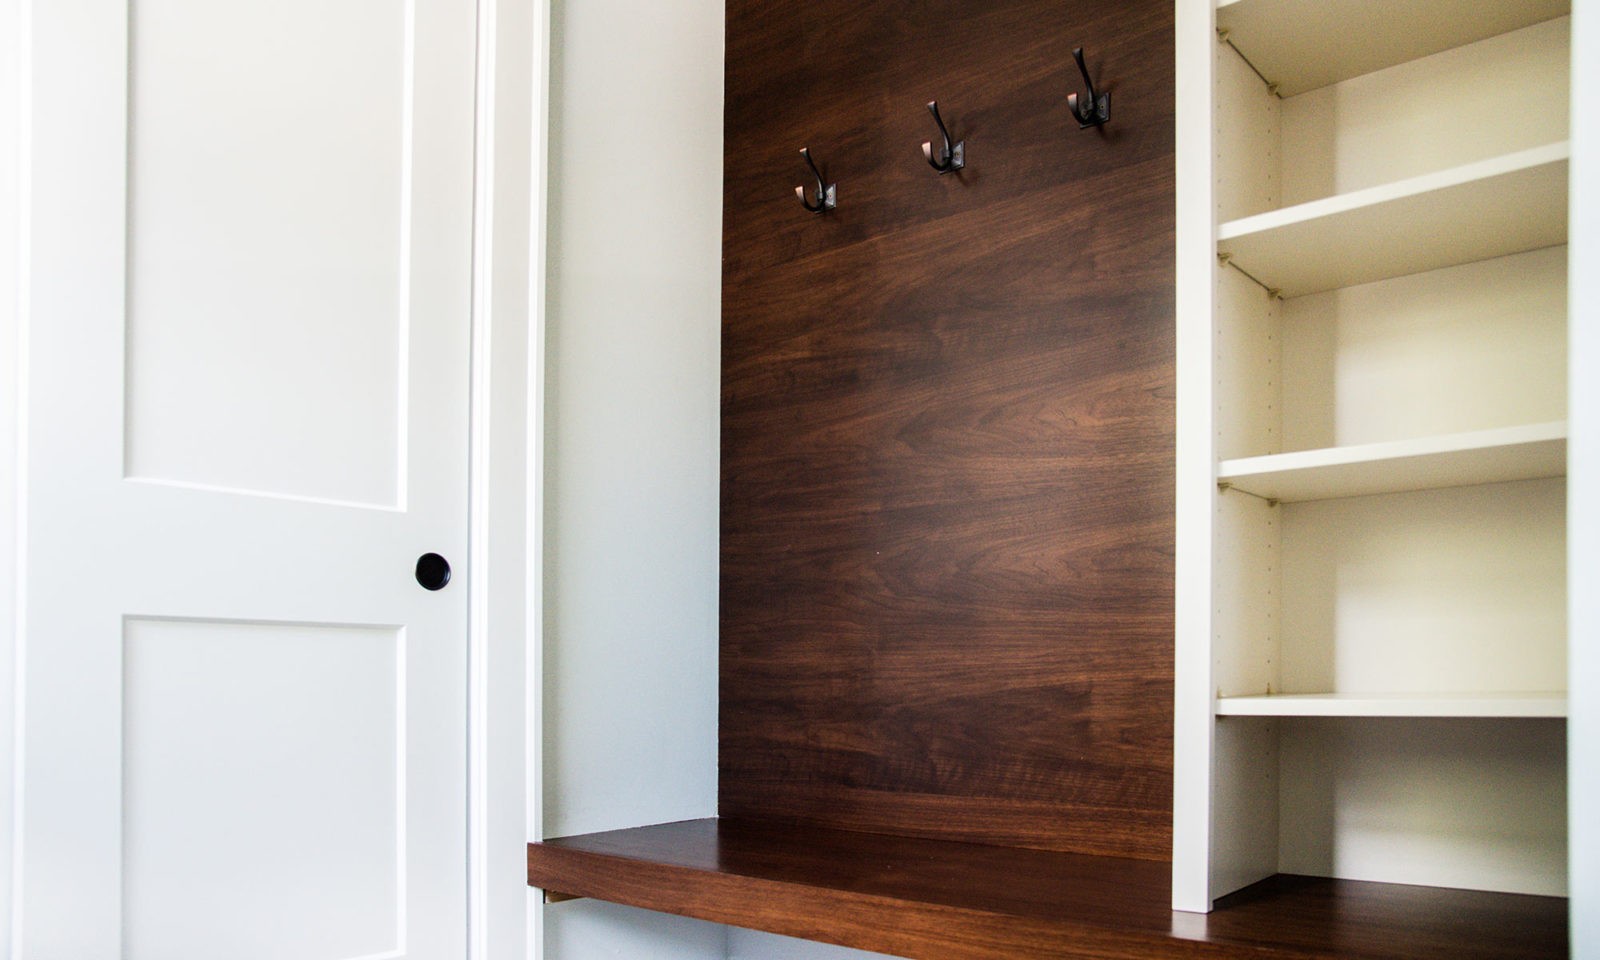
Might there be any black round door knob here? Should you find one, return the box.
[415,553,452,591]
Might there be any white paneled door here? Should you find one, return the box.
[14,0,476,957]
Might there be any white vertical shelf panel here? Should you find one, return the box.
[1216,0,1570,96]
[1217,421,1567,502]
[1218,143,1569,298]
[1568,0,1600,942]
[1172,0,1223,914]
[1217,693,1568,718]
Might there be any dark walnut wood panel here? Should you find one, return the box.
[526,821,1568,960]
[720,0,1178,854]
[1201,874,1569,960]
[722,0,1174,281]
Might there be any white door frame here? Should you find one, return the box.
[0,0,545,955]
[468,0,547,958]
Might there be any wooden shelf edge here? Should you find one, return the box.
[526,819,1567,960]
[1216,693,1568,718]
[526,819,1205,960]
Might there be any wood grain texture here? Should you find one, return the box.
[526,821,1568,960]
[1201,874,1569,960]
[720,0,1176,859]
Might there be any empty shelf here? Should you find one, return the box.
[1217,421,1567,502]
[1217,144,1569,298]
[1215,0,1570,96]
[1217,692,1568,718]
[527,818,1566,959]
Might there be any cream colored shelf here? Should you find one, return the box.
[1217,421,1566,503]
[1216,692,1568,718]
[1215,0,1570,96]
[1217,143,1569,298]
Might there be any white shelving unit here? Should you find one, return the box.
[1176,0,1572,914]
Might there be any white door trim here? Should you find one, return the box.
[466,0,545,957]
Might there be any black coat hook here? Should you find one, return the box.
[1067,47,1110,128]
[795,147,837,213]
[921,101,965,174]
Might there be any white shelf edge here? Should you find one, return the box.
[1213,0,1571,96]
[1219,142,1570,242]
[1216,692,1568,718]
[1217,421,1568,502]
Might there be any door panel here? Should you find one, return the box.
[121,619,402,960]
[124,0,409,507]
[15,1,476,956]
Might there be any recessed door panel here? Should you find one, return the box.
[122,619,403,960]
[123,0,411,507]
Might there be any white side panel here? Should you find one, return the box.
[1280,247,1568,451]
[123,0,409,508]
[1214,264,1281,461]
[1278,717,1567,895]
[1213,36,1280,223]
[122,619,401,960]
[1569,0,1599,948]
[1279,18,1570,206]
[1213,492,1279,698]
[1210,717,1280,899]
[1279,479,1566,696]
[1173,0,1219,914]
[728,929,900,960]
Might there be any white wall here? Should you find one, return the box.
[539,0,725,954]
[1570,0,1599,953]
[547,902,725,960]
[728,929,902,960]
[1,0,22,947]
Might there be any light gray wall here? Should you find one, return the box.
[729,929,903,960]
[541,0,725,954]
[543,0,723,841]
[548,902,725,960]
[0,0,17,945]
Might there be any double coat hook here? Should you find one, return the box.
[795,147,837,213]
[1068,47,1110,128]
[921,101,964,174]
